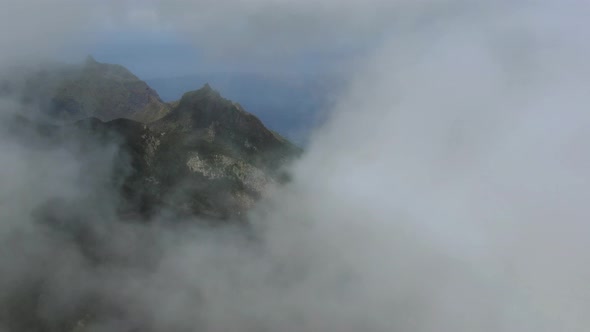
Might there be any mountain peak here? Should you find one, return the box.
[31,58,172,122]
[177,83,224,105]
[196,82,221,97]
[154,84,301,168]
[85,55,98,65]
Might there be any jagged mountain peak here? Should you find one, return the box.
[202,82,213,91]
[0,57,172,124]
[178,83,225,103]
[85,54,98,65]
[158,84,272,135]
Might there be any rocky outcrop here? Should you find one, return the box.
[52,57,171,122]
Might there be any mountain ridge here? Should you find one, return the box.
[2,58,302,220]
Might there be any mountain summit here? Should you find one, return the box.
[154,83,299,169]
[51,58,171,122]
[2,57,171,123]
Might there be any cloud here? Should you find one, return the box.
[0,0,108,66]
[1,0,590,331]
[152,0,404,64]
[261,2,590,330]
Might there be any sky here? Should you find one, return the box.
[66,29,366,79]
[58,2,381,80]
[73,30,202,79]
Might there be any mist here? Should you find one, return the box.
[0,0,589,331]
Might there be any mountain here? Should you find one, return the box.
[2,66,301,221]
[1,56,171,123]
[1,58,302,219]
[0,59,305,331]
